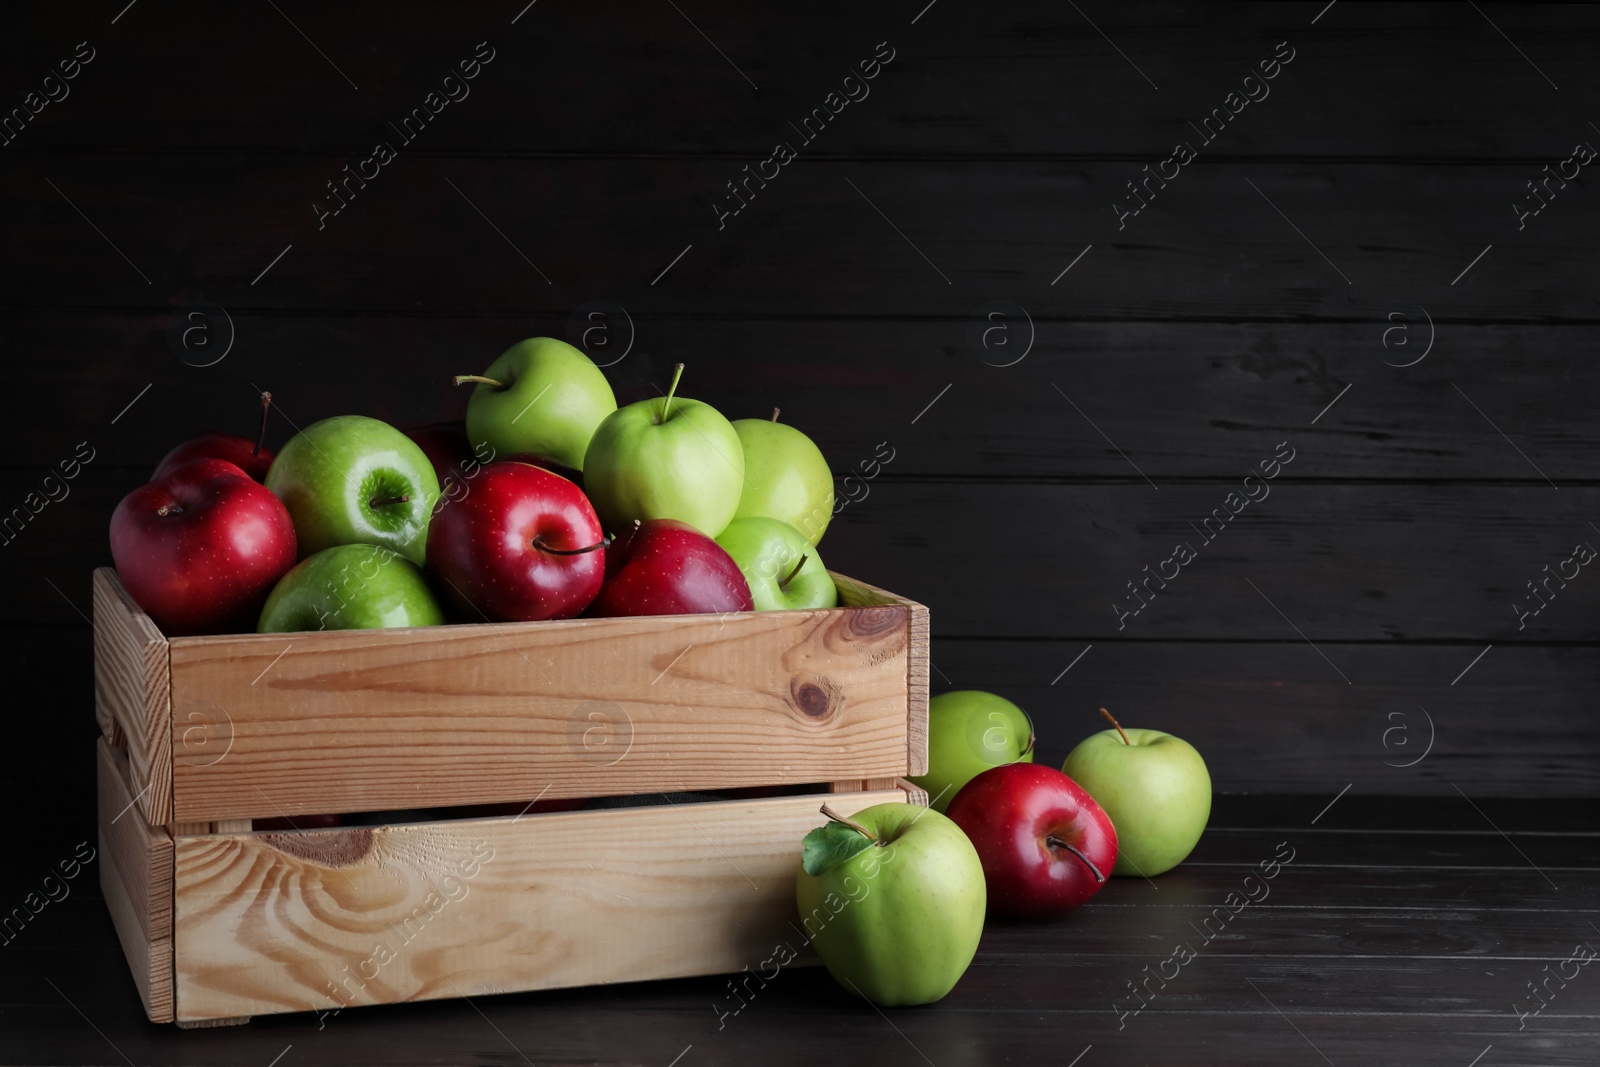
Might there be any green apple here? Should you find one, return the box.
[459,336,618,471]
[909,690,1035,812]
[258,544,444,632]
[1062,710,1211,876]
[714,517,836,611]
[265,415,440,565]
[582,364,744,537]
[731,413,834,546]
[795,802,984,1007]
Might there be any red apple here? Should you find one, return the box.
[504,452,584,489]
[945,762,1118,919]
[110,457,298,635]
[587,518,753,617]
[152,391,276,482]
[425,461,607,621]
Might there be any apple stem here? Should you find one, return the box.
[1048,837,1107,884]
[254,391,272,458]
[771,407,781,422]
[779,554,808,589]
[156,504,183,517]
[660,363,686,424]
[1099,707,1131,746]
[1021,730,1036,760]
[532,533,612,556]
[454,374,505,389]
[369,495,410,508]
[819,803,879,845]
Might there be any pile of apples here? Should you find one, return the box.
[794,693,1212,1006]
[109,337,842,636]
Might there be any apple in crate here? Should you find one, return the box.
[909,690,1035,812]
[457,336,617,472]
[265,415,440,565]
[1063,709,1212,877]
[587,518,752,617]
[715,516,836,611]
[731,411,834,546]
[945,763,1117,919]
[427,461,608,621]
[258,544,445,632]
[796,803,985,1006]
[583,364,744,538]
[153,391,276,483]
[110,457,297,635]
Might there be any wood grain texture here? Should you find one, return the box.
[836,574,929,775]
[171,787,907,1022]
[92,568,171,825]
[159,572,917,822]
[8,2,1600,160]
[934,638,1600,796]
[10,157,1600,320]
[96,737,173,1023]
[5,315,1600,480]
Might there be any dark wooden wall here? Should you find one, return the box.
[4,1,1597,798]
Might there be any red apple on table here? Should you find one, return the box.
[110,457,298,635]
[425,461,607,622]
[152,391,276,482]
[587,518,753,617]
[945,762,1118,919]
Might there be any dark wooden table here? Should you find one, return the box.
[3,793,1596,1065]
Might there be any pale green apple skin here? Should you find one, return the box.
[265,416,441,566]
[258,544,444,632]
[583,394,744,538]
[1062,728,1212,876]
[463,337,618,471]
[715,517,837,611]
[731,419,834,547]
[908,691,1035,813]
[795,803,985,1007]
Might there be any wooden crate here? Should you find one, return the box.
[92,566,929,1025]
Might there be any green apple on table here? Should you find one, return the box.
[731,411,834,546]
[909,690,1035,812]
[796,802,985,1007]
[583,364,744,538]
[258,544,444,632]
[457,336,617,471]
[265,415,440,565]
[1062,708,1211,876]
[715,517,837,611]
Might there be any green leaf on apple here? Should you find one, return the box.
[801,822,876,877]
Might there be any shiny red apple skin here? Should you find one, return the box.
[504,452,584,489]
[945,762,1118,919]
[110,457,298,636]
[153,433,274,482]
[425,461,606,622]
[587,518,753,618]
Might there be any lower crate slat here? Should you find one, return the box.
[171,787,911,1022]
[97,738,175,1023]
